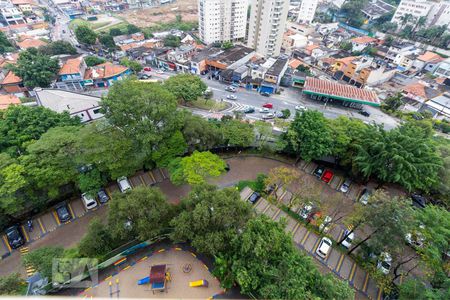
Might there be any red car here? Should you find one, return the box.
[143,67,152,72]
[321,170,334,183]
[262,103,273,109]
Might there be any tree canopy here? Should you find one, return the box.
[221,119,254,147]
[38,40,77,56]
[0,31,14,54]
[164,74,207,103]
[74,25,97,45]
[84,55,106,67]
[8,48,60,88]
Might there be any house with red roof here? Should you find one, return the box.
[55,56,87,91]
[0,94,21,110]
[16,38,47,50]
[351,36,377,52]
[83,62,131,88]
[0,70,28,96]
[413,51,445,73]
[402,81,441,111]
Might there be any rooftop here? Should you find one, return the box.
[361,0,395,18]
[0,94,21,110]
[403,82,441,100]
[1,71,22,85]
[207,45,254,66]
[35,88,101,114]
[417,51,444,63]
[266,58,288,76]
[303,77,380,106]
[58,56,83,75]
[84,62,128,80]
[16,38,47,50]
[351,36,377,44]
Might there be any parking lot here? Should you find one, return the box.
[240,188,382,300]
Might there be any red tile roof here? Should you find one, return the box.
[303,77,380,106]
[84,62,129,80]
[1,71,22,85]
[0,94,21,110]
[16,38,47,49]
[417,51,444,63]
[351,36,377,44]
[59,56,83,75]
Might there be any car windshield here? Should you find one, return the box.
[381,261,391,269]
[58,207,68,217]
[6,230,17,239]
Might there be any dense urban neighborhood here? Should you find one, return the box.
[0,0,449,299]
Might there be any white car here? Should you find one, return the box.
[226,94,237,100]
[359,189,371,205]
[316,237,332,259]
[341,230,354,249]
[319,216,332,233]
[405,224,425,248]
[155,69,164,74]
[117,176,132,193]
[339,178,351,193]
[81,193,98,210]
[377,252,392,275]
[298,203,313,219]
[295,105,307,111]
[259,107,270,113]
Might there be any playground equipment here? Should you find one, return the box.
[149,264,168,294]
[189,280,208,287]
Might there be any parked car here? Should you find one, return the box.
[259,107,270,113]
[262,113,275,120]
[226,94,237,100]
[225,86,236,92]
[341,230,354,249]
[411,193,426,209]
[5,225,25,249]
[295,105,307,111]
[298,202,313,219]
[117,176,132,193]
[319,216,332,233]
[243,107,255,114]
[316,237,333,259]
[275,111,286,119]
[260,92,270,97]
[358,110,370,117]
[55,202,71,223]
[82,193,98,210]
[262,103,273,109]
[377,252,392,275]
[248,192,260,204]
[155,69,164,74]
[339,178,352,193]
[321,170,334,183]
[313,165,325,178]
[138,73,151,79]
[359,188,371,205]
[143,67,152,72]
[405,224,425,248]
[97,189,109,204]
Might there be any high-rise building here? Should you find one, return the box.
[428,0,450,27]
[391,0,432,27]
[297,0,319,23]
[247,0,289,57]
[198,0,247,45]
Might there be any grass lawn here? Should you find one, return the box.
[69,19,117,32]
[188,98,228,111]
[95,21,128,33]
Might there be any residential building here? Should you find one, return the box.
[420,92,450,119]
[434,58,450,79]
[297,0,318,24]
[16,38,47,50]
[413,51,445,73]
[391,0,432,27]
[428,0,450,27]
[56,56,87,91]
[385,41,415,62]
[402,81,441,110]
[350,36,377,52]
[282,32,308,54]
[34,88,103,123]
[0,70,27,96]
[0,1,25,26]
[198,0,247,44]
[0,93,20,109]
[361,0,396,22]
[262,56,288,87]
[11,0,37,13]
[83,62,131,88]
[285,21,315,35]
[247,0,289,57]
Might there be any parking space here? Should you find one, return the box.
[273,209,287,222]
[107,183,120,194]
[297,160,307,170]
[239,187,253,201]
[339,257,354,279]
[254,198,270,213]
[263,205,279,219]
[367,278,380,299]
[40,211,58,232]
[280,191,292,206]
[160,168,169,179]
[69,198,86,218]
[151,169,164,182]
[304,161,318,174]
[1,235,11,256]
[141,172,155,186]
[293,226,308,244]
[329,225,344,243]
[23,220,41,242]
[284,216,297,233]
[353,266,368,291]
[347,183,363,201]
[129,175,143,188]
[329,174,343,190]
[325,248,341,269]
[303,231,319,252]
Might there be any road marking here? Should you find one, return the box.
[139,175,145,185]
[279,191,287,201]
[377,288,383,300]
[362,273,370,292]
[301,230,311,245]
[19,247,29,254]
[149,171,156,183]
[335,254,345,273]
[21,226,29,242]
[67,202,76,218]
[159,168,166,179]
[272,208,281,220]
[337,177,345,190]
[337,229,344,243]
[2,235,12,252]
[37,218,46,234]
[312,237,321,254]
[261,202,271,214]
[105,187,112,200]
[349,263,357,282]
[52,211,61,226]
[399,274,404,284]
[291,222,300,235]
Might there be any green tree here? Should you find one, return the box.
[126,24,140,34]
[78,217,120,258]
[77,168,105,196]
[101,79,182,156]
[119,57,142,74]
[168,151,226,185]
[38,40,77,55]
[8,48,60,88]
[0,273,25,295]
[354,122,442,191]
[22,246,64,279]
[163,35,181,47]
[264,166,301,202]
[281,108,291,119]
[254,120,274,150]
[0,153,28,216]
[399,13,415,30]
[84,55,106,67]
[109,28,123,36]
[384,35,394,46]
[151,130,187,167]
[74,25,97,45]
[0,31,14,54]
[98,34,116,50]
[284,110,333,162]
[340,41,353,51]
[164,74,207,104]
[398,278,450,300]
[182,114,222,151]
[221,119,254,147]
[170,184,252,256]
[384,92,404,111]
[21,126,80,198]
[108,186,172,241]
[221,41,233,49]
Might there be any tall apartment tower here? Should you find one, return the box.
[198,0,247,45]
[297,0,319,23]
[247,0,289,57]
[391,0,432,26]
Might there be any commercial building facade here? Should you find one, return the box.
[297,0,318,23]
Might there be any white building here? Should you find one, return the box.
[297,0,318,23]
[428,0,450,27]
[434,58,450,78]
[0,1,25,25]
[198,0,247,44]
[247,0,289,57]
[391,0,432,26]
